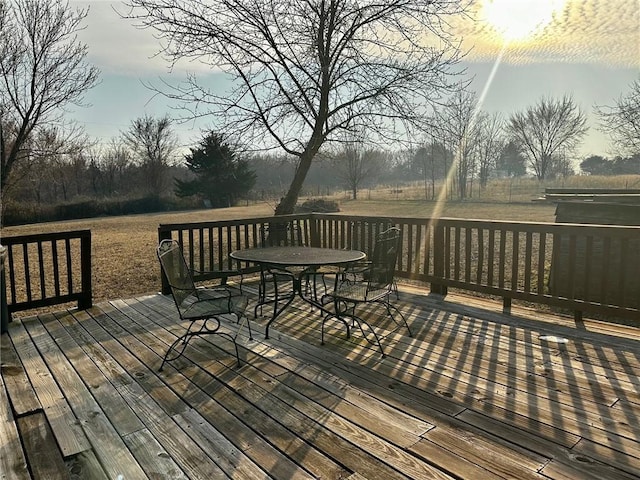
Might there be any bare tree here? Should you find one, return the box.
[122,0,468,214]
[475,111,504,190]
[506,95,588,180]
[439,89,480,199]
[121,115,178,196]
[0,0,99,206]
[333,144,384,200]
[595,79,640,157]
[99,141,133,196]
[413,138,446,200]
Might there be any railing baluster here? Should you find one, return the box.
[23,243,32,302]
[444,225,451,280]
[511,230,519,292]
[524,232,532,292]
[477,227,484,285]
[52,240,61,297]
[65,238,73,294]
[37,242,46,300]
[537,232,546,295]
[464,227,471,284]
[487,229,495,287]
[198,228,205,273]
[498,229,506,290]
[8,246,17,304]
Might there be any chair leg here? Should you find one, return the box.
[383,301,412,337]
[159,333,192,371]
[159,317,242,371]
[348,313,386,356]
[321,312,351,345]
[235,313,253,341]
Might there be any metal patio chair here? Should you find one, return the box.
[254,220,308,317]
[343,219,399,299]
[321,227,412,356]
[157,239,251,371]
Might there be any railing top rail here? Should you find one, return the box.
[158,213,310,231]
[158,213,640,235]
[435,217,640,233]
[1,229,91,245]
[545,187,640,194]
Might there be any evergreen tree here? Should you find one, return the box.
[496,141,527,177]
[175,132,256,207]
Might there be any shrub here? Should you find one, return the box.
[55,198,104,220]
[295,198,340,213]
[3,201,57,225]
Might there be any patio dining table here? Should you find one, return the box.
[230,246,366,338]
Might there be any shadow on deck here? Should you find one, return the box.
[1,286,639,479]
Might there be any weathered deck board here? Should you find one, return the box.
[1,286,639,480]
[16,412,70,480]
[7,320,90,458]
[0,367,30,480]
[21,313,149,480]
[0,335,40,417]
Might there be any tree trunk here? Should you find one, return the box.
[274,148,316,215]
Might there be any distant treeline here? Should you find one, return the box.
[3,146,638,226]
[579,155,640,176]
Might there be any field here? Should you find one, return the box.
[5,174,639,307]
[2,195,558,306]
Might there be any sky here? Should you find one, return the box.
[67,0,640,160]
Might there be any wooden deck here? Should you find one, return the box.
[2,284,639,479]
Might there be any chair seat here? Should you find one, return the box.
[182,289,248,319]
[332,281,389,303]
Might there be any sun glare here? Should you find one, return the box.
[482,0,566,42]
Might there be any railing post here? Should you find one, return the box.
[502,297,511,314]
[431,221,448,296]
[78,231,92,309]
[1,245,9,332]
[158,227,172,294]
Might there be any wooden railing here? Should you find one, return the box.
[159,214,640,322]
[1,230,92,322]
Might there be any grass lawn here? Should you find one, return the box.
[2,198,557,306]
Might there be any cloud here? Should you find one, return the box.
[72,1,211,76]
[73,0,638,75]
[455,0,639,67]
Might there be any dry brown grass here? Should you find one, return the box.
[2,198,558,306]
[369,175,640,203]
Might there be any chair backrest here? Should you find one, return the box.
[157,239,197,311]
[348,218,394,254]
[367,227,401,290]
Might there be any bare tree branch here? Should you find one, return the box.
[0,0,99,205]
[121,0,469,213]
[121,114,179,196]
[595,79,640,157]
[506,95,588,180]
